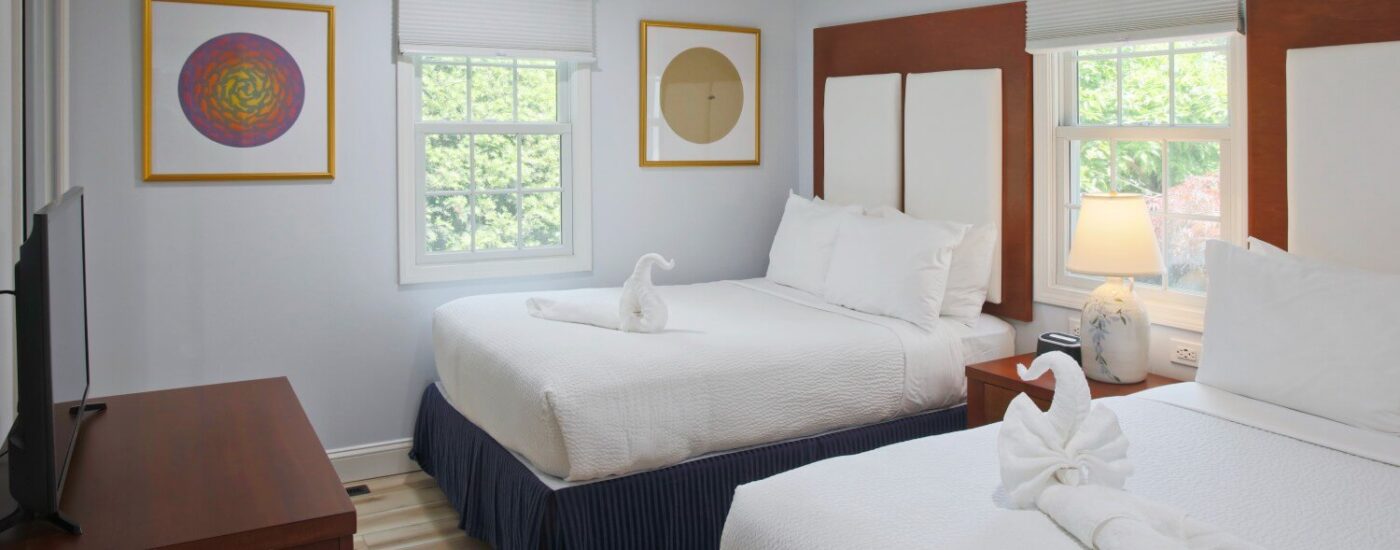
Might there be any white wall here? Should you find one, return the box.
[68,0,797,450]
[1,0,17,435]
[794,0,1202,380]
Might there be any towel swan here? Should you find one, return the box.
[998,352,1263,549]
[618,253,675,333]
[525,253,675,333]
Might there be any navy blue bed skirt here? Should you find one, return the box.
[410,384,966,550]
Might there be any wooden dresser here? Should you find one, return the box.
[966,353,1184,428]
[0,378,356,549]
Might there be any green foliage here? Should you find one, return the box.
[1071,41,1229,294]
[417,57,565,254]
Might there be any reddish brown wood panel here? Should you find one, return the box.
[1,378,356,549]
[1246,0,1400,249]
[813,2,1034,321]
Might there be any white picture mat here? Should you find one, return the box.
[821,73,901,210]
[149,1,329,175]
[1287,41,1400,274]
[644,26,757,162]
[904,69,1003,303]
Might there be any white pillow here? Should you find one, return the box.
[823,213,965,330]
[766,193,860,295]
[865,206,994,326]
[941,224,998,326]
[1197,240,1400,435]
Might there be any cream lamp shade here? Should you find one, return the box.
[1067,193,1164,277]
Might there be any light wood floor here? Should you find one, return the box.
[347,471,490,550]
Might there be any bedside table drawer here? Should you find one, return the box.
[980,384,1049,425]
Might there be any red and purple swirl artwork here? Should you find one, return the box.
[178,32,304,148]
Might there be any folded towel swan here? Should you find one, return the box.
[998,352,1262,550]
[525,253,675,333]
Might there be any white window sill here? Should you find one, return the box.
[399,253,591,285]
[1037,281,1205,333]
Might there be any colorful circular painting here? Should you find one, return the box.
[178,32,304,148]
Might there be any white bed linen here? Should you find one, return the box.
[433,279,968,481]
[721,382,1400,549]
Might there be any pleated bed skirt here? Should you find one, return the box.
[410,383,967,550]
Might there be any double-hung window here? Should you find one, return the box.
[1041,37,1246,330]
[394,0,595,284]
[397,56,591,283]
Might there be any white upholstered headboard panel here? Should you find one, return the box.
[1287,41,1400,274]
[904,69,1004,303]
[822,74,902,209]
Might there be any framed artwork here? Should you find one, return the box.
[639,21,760,167]
[143,0,334,181]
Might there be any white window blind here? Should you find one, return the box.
[1026,0,1242,53]
[396,0,596,61]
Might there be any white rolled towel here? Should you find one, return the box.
[525,292,621,330]
[619,253,675,333]
[1037,484,1265,550]
[998,351,1133,508]
[998,352,1263,549]
[525,253,675,333]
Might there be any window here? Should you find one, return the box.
[1039,37,1246,330]
[397,55,591,283]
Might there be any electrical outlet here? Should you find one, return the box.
[1067,315,1082,337]
[1171,338,1202,367]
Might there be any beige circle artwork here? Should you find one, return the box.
[660,47,744,145]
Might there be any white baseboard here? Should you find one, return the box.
[328,438,420,483]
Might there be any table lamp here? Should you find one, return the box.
[1067,193,1164,384]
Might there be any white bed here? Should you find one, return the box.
[720,382,1400,549]
[434,278,1013,482]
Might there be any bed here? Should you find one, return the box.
[411,30,1027,547]
[720,382,1400,549]
[433,278,1011,482]
[720,38,1400,550]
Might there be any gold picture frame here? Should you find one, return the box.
[143,0,335,181]
[639,20,760,167]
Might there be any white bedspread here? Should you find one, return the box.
[721,382,1400,549]
[433,279,967,481]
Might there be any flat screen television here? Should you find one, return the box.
[3,187,102,534]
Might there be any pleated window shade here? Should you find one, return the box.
[1026,0,1242,53]
[396,0,595,61]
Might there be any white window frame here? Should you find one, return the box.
[396,55,592,284]
[1033,37,1248,332]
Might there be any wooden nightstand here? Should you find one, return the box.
[966,352,1184,428]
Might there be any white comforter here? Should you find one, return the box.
[434,279,966,481]
[721,383,1400,549]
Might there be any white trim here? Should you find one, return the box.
[1032,37,1248,333]
[399,44,595,63]
[396,56,593,284]
[54,0,68,196]
[327,438,420,483]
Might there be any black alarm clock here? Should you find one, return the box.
[1036,332,1082,364]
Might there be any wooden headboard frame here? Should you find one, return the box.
[813,3,1034,321]
[1246,0,1400,249]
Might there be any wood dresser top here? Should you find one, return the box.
[1,377,355,549]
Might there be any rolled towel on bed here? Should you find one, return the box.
[525,253,675,333]
[998,351,1132,508]
[525,293,621,330]
[619,253,675,333]
[1037,484,1264,550]
[999,352,1262,549]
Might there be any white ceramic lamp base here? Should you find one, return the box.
[1079,277,1150,384]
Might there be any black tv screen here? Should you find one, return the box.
[9,187,92,521]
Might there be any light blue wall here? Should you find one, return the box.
[68,0,799,450]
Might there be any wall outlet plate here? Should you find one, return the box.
[1171,338,1201,367]
[1067,315,1082,337]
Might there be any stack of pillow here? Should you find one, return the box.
[766,192,998,330]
